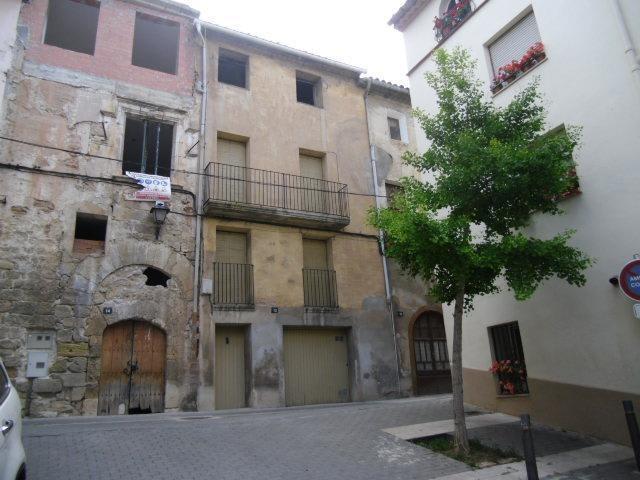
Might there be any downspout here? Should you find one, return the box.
[611,0,640,93]
[193,21,207,316]
[363,78,401,395]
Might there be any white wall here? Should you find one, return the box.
[405,0,640,394]
[0,0,21,121]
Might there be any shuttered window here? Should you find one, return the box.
[216,231,247,264]
[303,239,328,269]
[217,139,246,168]
[488,12,541,75]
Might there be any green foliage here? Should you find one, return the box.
[369,47,592,305]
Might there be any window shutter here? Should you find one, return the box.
[303,239,328,269]
[299,155,323,180]
[216,231,247,264]
[217,139,246,168]
[489,12,541,75]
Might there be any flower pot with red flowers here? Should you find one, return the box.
[433,0,473,42]
[489,359,529,395]
[490,42,546,94]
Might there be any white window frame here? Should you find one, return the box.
[386,110,409,144]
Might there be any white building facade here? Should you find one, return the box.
[391,0,640,444]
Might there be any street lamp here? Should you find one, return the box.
[150,201,170,240]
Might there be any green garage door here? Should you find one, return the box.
[283,328,349,406]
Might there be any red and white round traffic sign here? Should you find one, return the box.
[619,259,640,301]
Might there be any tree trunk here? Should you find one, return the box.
[451,282,469,454]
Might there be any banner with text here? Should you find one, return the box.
[125,172,171,202]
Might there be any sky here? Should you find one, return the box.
[186,0,410,86]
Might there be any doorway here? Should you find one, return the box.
[215,325,247,410]
[411,311,453,395]
[98,320,166,415]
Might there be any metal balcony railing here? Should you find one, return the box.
[204,162,349,220]
[303,268,339,309]
[212,262,254,307]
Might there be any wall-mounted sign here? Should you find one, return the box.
[125,172,171,202]
[634,304,640,320]
[619,259,640,301]
[103,307,113,315]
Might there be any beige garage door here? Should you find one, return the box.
[215,326,246,410]
[283,328,349,407]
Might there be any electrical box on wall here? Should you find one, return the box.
[27,331,54,350]
[26,330,56,378]
[26,351,49,378]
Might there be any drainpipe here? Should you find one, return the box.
[363,78,401,395]
[193,21,207,316]
[611,0,640,93]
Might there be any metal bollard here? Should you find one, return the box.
[520,414,539,480]
[623,400,640,471]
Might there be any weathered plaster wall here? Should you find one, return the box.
[0,0,21,122]
[0,0,201,417]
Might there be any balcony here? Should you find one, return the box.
[203,163,350,230]
[433,0,473,43]
[303,268,339,310]
[212,262,254,308]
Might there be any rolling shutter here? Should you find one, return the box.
[303,239,328,269]
[216,231,247,264]
[489,12,541,75]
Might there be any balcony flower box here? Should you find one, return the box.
[433,0,473,43]
[490,42,546,94]
[489,359,528,395]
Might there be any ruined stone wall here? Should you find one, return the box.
[0,0,201,416]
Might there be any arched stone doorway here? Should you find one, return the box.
[410,310,452,395]
[97,320,167,415]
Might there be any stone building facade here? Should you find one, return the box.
[0,0,441,417]
[0,0,202,416]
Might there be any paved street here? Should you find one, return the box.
[22,396,637,480]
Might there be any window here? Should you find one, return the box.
[299,153,326,213]
[488,12,542,77]
[218,49,248,88]
[216,136,247,203]
[296,71,322,107]
[302,239,338,308]
[73,212,107,254]
[122,117,173,177]
[132,12,179,74]
[44,0,100,55]
[538,125,581,199]
[388,117,401,141]
[385,182,403,207]
[489,322,528,395]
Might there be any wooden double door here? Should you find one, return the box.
[98,320,166,415]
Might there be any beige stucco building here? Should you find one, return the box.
[0,0,440,417]
[390,0,640,444]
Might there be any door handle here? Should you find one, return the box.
[1,420,14,436]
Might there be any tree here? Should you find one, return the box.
[369,48,592,453]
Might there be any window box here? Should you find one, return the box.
[433,0,473,43]
[490,42,545,94]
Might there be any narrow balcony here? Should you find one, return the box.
[303,268,339,310]
[204,163,350,230]
[212,262,254,308]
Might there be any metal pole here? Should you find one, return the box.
[623,400,640,471]
[520,414,539,480]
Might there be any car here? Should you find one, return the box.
[0,359,26,480]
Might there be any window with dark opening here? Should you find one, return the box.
[385,182,403,208]
[122,117,173,177]
[296,72,321,107]
[44,0,100,55]
[388,117,401,140]
[143,267,170,287]
[218,49,248,88]
[132,12,179,74]
[73,212,107,254]
[489,322,529,395]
